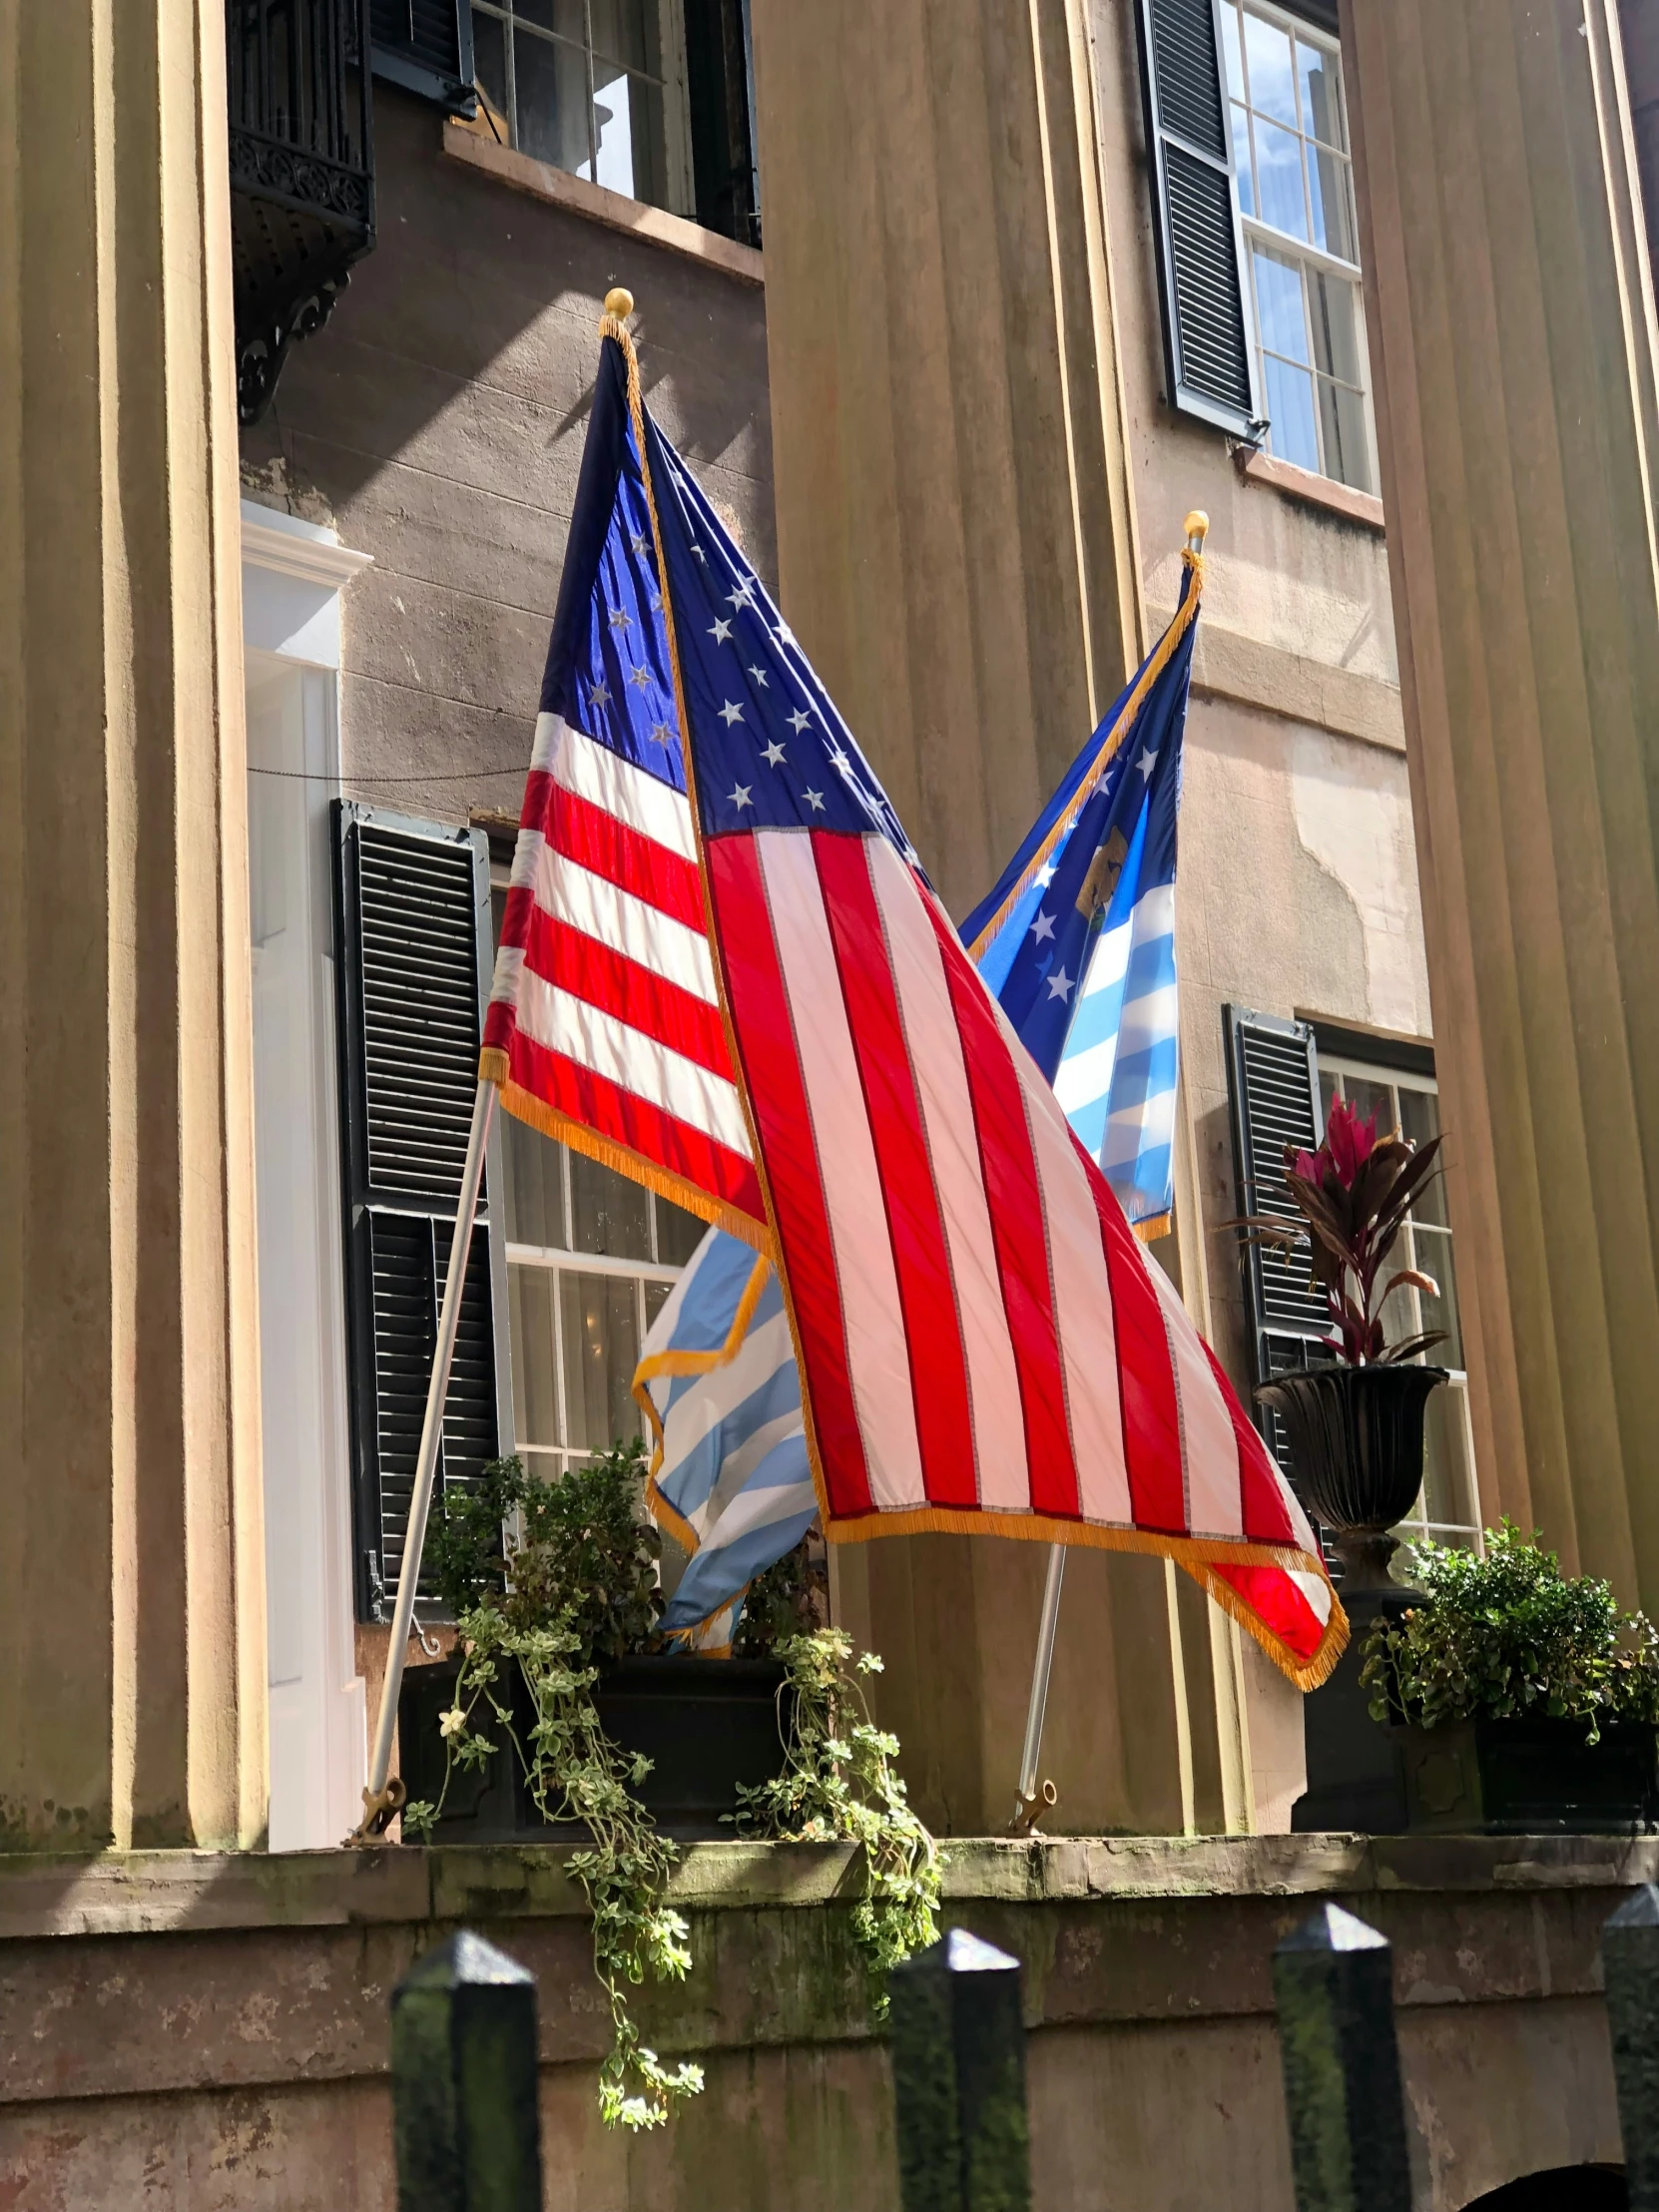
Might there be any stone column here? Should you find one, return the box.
[0,0,268,1848]
[752,0,1246,1833]
[1342,0,1659,1605]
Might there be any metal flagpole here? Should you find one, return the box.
[1008,1541,1066,1834]
[347,1077,497,1843]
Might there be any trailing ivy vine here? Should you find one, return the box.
[729,1628,940,2010]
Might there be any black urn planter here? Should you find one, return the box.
[1256,1362,1449,1836]
[398,1651,792,1843]
[1392,1714,1659,1836]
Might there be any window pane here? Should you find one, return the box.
[644,1277,672,1331]
[1318,376,1372,493]
[1308,145,1357,263]
[509,1265,561,1448]
[1419,1380,1477,1529]
[1254,247,1309,360]
[1295,35,1347,151]
[588,65,665,206]
[590,0,652,73]
[503,1116,566,1250]
[570,1149,652,1258]
[514,26,593,172]
[1231,104,1255,218]
[514,0,587,37]
[1243,10,1298,126]
[473,8,508,123]
[1319,1068,1338,1130]
[1412,1223,1464,1371]
[1254,119,1309,240]
[1342,1073,1395,1133]
[1309,268,1366,386]
[1398,1085,1447,1225]
[560,1271,643,1449]
[1263,355,1319,472]
[1220,3,1245,100]
[654,1193,708,1267]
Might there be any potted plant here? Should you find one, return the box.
[1362,1522,1659,1833]
[1251,1095,1449,1590]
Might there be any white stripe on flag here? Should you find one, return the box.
[526,844,719,1003]
[1101,1084,1180,1171]
[1053,1033,1118,1119]
[1115,981,1179,1055]
[540,713,697,860]
[699,1409,811,1528]
[1024,1095,1133,1524]
[1078,916,1131,998]
[511,968,751,1154]
[1148,1260,1244,1537]
[660,1307,798,1469]
[868,842,1027,1512]
[755,831,927,1513]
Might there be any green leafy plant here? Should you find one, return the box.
[731,1529,830,1656]
[729,1628,940,2010]
[1361,1519,1659,1742]
[404,1447,702,2130]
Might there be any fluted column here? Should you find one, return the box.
[0,0,267,1848]
[1343,0,1659,1604]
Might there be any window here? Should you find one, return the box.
[1219,1,1376,490]
[471,0,693,218]
[1318,1058,1479,1551]
[490,888,707,1480]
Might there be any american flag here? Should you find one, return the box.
[483,324,1344,1688]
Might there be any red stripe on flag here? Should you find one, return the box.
[924,904,1079,1518]
[1207,1562,1325,1665]
[518,905,734,1079]
[1082,1144,1188,1533]
[500,1027,764,1223]
[706,834,874,1515]
[814,835,978,1509]
[1203,1339,1300,1548]
[530,769,707,932]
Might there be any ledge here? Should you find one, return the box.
[441,118,764,287]
[1150,603,1405,753]
[1237,446,1386,531]
[2,1831,1654,1943]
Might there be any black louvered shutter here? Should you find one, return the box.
[334,807,509,1621]
[370,0,476,115]
[1222,1006,1332,1482]
[1135,0,1257,433]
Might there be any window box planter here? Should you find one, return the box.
[1391,1714,1659,1835]
[398,1651,791,1843]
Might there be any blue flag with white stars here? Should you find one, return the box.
[959,558,1202,1236]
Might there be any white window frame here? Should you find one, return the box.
[1222,0,1380,492]
[1319,1053,1482,1555]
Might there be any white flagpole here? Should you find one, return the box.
[1008,1541,1066,1833]
[348,1077,497,1842]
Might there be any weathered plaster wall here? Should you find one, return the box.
[240,87,775,833]
[0,1836,1639,2211]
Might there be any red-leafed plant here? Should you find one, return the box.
[1277,1096,1446,1367]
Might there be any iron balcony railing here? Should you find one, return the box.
[227,0,376,423]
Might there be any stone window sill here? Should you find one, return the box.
[441,118,764,288]
[1236,446,1385,532]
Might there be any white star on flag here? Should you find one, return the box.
[627,666,651,689]
[609,607,632,631]
[1032,910,1056,942]
[1034,860,1056,889]
[804,788,826,811]
[774,621,797,648]
[727,582,757,611]
[762,740,787,766]
[719,701,745,726]
[1046,967,1074,1002]
[709,617,734,643]
[729,784,753,810]
[748,665,770,687]
[787,709,811,734]
[1137,746,1158,782]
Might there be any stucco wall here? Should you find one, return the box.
[0,1835,1638,2212]
[240,87,776,833]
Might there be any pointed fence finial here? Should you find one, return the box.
[1601,1885,1659,2206]
[887,1930,1031,2212]
[1272,1904,1412,2212]
[391,1931,542,2212]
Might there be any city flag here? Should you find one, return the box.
[483,319,1345,1687]
[963,554,1198,1237]
[634,1228,816,1651]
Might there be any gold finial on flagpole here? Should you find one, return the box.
[1184,509,1209,555]
[604,286,635,321]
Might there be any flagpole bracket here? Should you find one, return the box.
[342,1776,407,1849]
[1007,1779,1059,1839]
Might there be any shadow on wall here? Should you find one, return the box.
[1461,2167,1626,2209]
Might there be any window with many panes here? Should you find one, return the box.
[1318,1057,1479,1553]
[1219,0,1376,491]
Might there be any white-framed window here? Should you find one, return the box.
[490,888,706,1481]
[471,0,695,217]
[1318,1057,1480,1552]
[1219,0,1377,492]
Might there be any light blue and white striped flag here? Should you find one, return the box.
[634,1227,817,1650]
[959,552,1201,1236]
